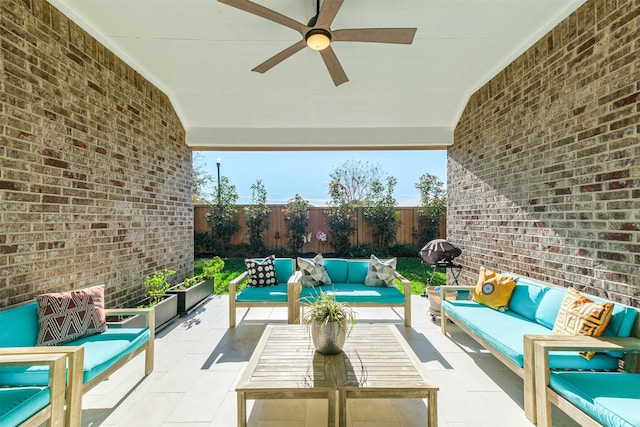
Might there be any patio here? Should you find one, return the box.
[81,295,579,426]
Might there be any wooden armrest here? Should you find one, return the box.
[534,336,640,355]
[394,271,412,295]
[229,271,249,296]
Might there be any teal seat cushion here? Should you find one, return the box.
[301,283,405,305]
[324,259,349,283]
[550,372,640,427]
[0,302,39,347]
[236,283,288,303]
[0,386,50,426]
[347,260,369,284]
[443,300,619,371]
[0,328,151,386]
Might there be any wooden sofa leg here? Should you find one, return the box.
[229,296,236,328]
[523,335,537,424]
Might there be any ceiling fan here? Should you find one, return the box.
[218,0,417,86]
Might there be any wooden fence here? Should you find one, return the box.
[194,205,445,253]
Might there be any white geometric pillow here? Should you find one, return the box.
[364,254,397,287]
[36,285,108,346]
[245,255,277,288]
[297,253,332,288]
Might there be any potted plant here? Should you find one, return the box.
[303,291,356,355]
[168,257,224,314]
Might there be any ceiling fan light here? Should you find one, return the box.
[306,29,331,51]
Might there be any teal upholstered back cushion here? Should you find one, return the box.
[508,278,550,321]
[347,260,369,284]
[534,287,566,329]
[0,302,39,347]
[324,259,349,283]
[273,258,295,283]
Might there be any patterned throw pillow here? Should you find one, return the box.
[552,287,614,360]
[297,253,332,288]
[364,254,397,287]
[472,268,516,311]
[36,285,108,346]
[245,255,277,288]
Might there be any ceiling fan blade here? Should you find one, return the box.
[332,28,417,44]
[218,0,307,35]
[315,0,344,28]
[252,39,307,74]
[319,46,348,86]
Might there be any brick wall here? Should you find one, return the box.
[0,0,193,308]
[449,0,639,306]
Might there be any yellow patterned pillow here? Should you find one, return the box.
[552,287,614,360]
[472,268,516,311]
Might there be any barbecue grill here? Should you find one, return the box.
[419,239,463,294]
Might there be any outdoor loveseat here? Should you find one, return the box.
[0,286,155,426]
[229,255,411,327]
[439,271,640,425]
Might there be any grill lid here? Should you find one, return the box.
[418,239,462,265]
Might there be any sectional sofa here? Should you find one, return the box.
[439,274,639,424]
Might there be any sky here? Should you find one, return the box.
[194,150,447,207]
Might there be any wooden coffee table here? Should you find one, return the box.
[236,324,438,427]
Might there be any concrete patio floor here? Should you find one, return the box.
[81,295,579,427]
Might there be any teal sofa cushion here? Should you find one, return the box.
[324,259,349,283]
[0,328,151,386]
[534,287,566,329]
[0,302,39,346]
[443,300,619,371]
[236,283,288,302]
[301,283,404,305]
[0,386,50,426]
[549,371,640,427]
[508,279,549,321]
[273,258,295,283]
[347,260,369,284]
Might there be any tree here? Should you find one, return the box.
[415,173,446,243]
[204,176,240,254]
[324,180,356,256]
[192,152,214,204]
[362,176,400,248]
[328,159,385,206]
[245,180,270,254]
[282,194,309,256]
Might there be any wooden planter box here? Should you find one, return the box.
[108,294,178,331]
[168,277,214,315]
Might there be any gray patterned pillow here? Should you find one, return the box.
[364,254,397,287]
[245,255,277,287]
[297,253,332,288]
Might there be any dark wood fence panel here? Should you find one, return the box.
[195,205,445,252]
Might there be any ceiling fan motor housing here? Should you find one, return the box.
[305,28,332,50]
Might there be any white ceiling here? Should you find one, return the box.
[48,0,586,149]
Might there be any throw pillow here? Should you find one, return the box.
[36,285,108,346]
[245,255,278,288]
[364,254,397,287]
[472,268,516,311]
[552,287,614,361]
[297,253,332,288]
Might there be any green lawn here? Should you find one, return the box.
[195,257,446,295]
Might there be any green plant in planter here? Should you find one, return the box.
[202,256,224,279]
[144,269,176,306]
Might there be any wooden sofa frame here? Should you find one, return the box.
[1,307,154,426]
[0,349,80,427]
[532,334,640,427]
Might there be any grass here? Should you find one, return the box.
[195,256,447,295]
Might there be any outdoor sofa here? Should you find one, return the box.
[0,293,155,426]
[439,273,639,424]
[293,256,412,327]
[229,256,411,327]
